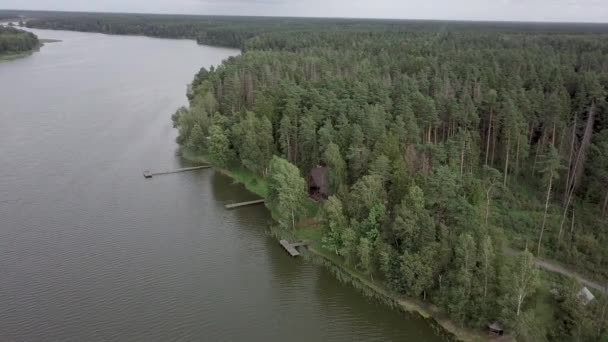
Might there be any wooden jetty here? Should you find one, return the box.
[143,165,211,178]
[224,199,265,209]
[279,240,312,257]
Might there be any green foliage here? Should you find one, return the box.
[267,156,307,229]
[136,11,608,337]
[208,124,233,167]
[500,249,540,323]
[369,154,391,184]
[323,143,346,194]
[187,123,205,150]
[232,112,274,175]
[0,26,39,56]
[347,175,386,221]
[400,244,438,299]
[321,196,347,254]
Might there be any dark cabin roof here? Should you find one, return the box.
[308,166,328,195]
[488,322,504,332]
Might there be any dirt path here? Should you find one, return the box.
[506,248,607,293]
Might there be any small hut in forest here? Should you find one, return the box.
[578,286,595,305]
[487,322,504,336]
[308,165,328,200]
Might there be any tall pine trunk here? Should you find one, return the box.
[503,138,510,186]
[485,186,494,225]
[538,177,553,256]
[485,110,493,165]
[491,122,498,166]
[515,135,521,176]
[559,106,595,237]
[564,112,577,205]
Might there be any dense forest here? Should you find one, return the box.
[10,10,608,340]
[0,25,39,56]
[177,25,608,341]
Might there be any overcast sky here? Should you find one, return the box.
[3,0,606,23]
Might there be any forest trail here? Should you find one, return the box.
[506,248,607,293]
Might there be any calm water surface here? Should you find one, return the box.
[0,28,444,341]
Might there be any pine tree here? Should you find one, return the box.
[537,145,564,256]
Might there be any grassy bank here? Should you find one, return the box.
[180,147,268,197]
[287,225,486,342]
[0,49,36,61]
[0,38,62,62]
[0,39,59,62]
[180,147,485,341]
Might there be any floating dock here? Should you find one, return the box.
[279,240,312,257]
[224,199,265,209]
[143,165,211,178]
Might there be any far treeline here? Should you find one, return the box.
[0,25,39,56]
[17,11,608,340]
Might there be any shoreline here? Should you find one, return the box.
[179,147,487,342]
[0,24,55,62]
[0,44,40,61]
[0,40,61,61]
[0,51,34,61]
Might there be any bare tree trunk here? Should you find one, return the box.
[559,106,595,236]
[491,122,498,166]
[503,138,510,187]
[517,294,524,316]
[485,111,493,165]
[569,209,575,248]
[558,209,567,245]
[485,186,494,225]
[294,115,299,165]
[538,178,553,256]
[564,113,577,205]
[515,134,521,176]
[571,105,596,191]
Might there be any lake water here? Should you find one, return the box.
[0,28,444,341]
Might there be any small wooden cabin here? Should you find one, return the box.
[308,166,328,200]
[487,322,504,336]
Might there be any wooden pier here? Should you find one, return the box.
[224,199,265,209]
[279,240,312,257]
[143,165,211,178]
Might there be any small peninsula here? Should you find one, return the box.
[0,25,40,60]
